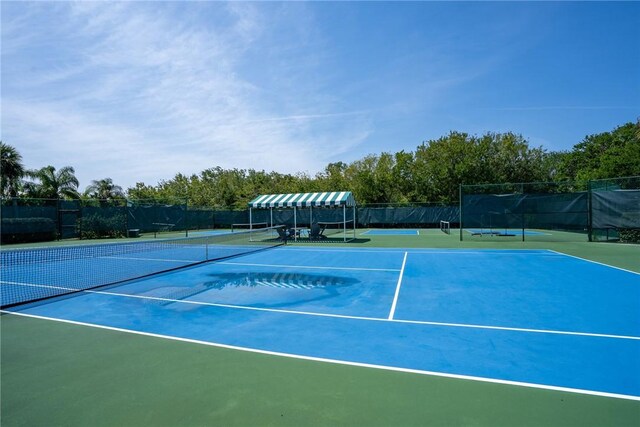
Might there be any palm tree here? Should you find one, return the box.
[84,178,125,200]
[0,142,25,197]
[24,165,80,199]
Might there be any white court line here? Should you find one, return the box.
[4,280,638,341]
[2,310,638,402]
[391,318,640,341]
[546,250,640,276]
[218,261,401,272]
[1,281,74,292]
[388,252,408,320]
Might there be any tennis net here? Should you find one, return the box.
[0,226,284,308]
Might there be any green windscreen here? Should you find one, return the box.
[460,182,589,242]
[590,176,640,243]
[460,177,640,243]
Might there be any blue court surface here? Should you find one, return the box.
[362,229,420,235]
[3,247,639,400]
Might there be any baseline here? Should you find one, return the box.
[3,309,639,402]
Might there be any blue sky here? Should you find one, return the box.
[2,2,638,191]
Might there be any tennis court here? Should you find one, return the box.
[1,231,639,425]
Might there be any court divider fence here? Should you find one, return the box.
[459,176,639,243]
[589,176,640,243]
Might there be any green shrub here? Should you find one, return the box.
[619,228,640,244]
[77,213,126,239]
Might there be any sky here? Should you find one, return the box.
[2,1,639,191]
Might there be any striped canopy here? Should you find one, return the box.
[249,192,356,209]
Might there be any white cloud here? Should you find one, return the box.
[2,2,372,190]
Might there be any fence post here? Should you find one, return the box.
[587,180,593,242]
[459,184,463,241]
[56,198,62,240]
[520,183,525,242]
[185,198,189,237]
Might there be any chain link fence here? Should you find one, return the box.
[459,176,639,242]
[3,177,637,244]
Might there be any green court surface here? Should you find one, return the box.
[2,315,639,427]
[1,229,639,426]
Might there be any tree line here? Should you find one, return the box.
[2,121,638,208]
[0,152,125,202]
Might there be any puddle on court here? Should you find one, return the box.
[203,272,359,291]
[144,272,361,309]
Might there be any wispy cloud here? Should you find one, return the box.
[245,111,369,124]
[487,106,638,111]
[2,2,372,189]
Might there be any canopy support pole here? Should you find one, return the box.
[343,205,346,242]
[353,205,356,241]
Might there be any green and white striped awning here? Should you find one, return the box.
[249,192,356,209]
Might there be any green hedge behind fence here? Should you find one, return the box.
[0,217,57,244]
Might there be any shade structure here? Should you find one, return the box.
[249,192,356,209]
[247,192,356,242]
